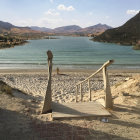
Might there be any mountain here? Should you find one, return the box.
[30,26,52,32]
[0,20,42,34]
[30,24,111,35]
[0,21,52,40]
[0,20,51,39]
[78,24,112,35]
[53,25,82,33]
[93,12,140,45]
[0,20,112,36]
[0,21,15,32]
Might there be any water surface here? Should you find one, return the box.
[0,36,140,70]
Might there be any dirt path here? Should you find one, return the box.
[0,93,37,140]
[0,91,140,140]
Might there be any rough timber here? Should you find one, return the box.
[52,101,111,119]
[42,51,113,120]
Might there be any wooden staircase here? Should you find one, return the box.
[42,51,114,119]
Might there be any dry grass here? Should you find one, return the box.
[114,81,124,88]
[0,81,12,95]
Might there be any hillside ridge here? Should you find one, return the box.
[93,12,140,45]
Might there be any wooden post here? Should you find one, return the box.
[80,84,82,101]
[42,50,53,114]
[76,85,78,102]
[56,67,59,75]
[103,67,113,109]
[88,79,91,101]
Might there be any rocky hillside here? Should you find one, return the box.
[0,21,14,31]
[0,21,52,41]
[0,21,43,35]
[30,24,112,36]
[79,24,112,35]
[30,26,52,32]
[93,12,140,45]
[0,20,112,36]
[53,25,82,34]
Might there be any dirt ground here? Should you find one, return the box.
[0,73,140,140]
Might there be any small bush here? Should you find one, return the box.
[0,81,12,95]
[114,81,124,88]
[133,43,140,50]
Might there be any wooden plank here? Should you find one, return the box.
[52,102,111,119]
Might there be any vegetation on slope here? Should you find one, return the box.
[93,12,140,46]
[0,81,12,95]
[133,41,140,50]
[0,35,27,49]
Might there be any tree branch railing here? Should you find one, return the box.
[76,60,114,109]
[42,50,53,114]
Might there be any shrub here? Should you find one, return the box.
[0,81,12,95]
[133,42,140,50]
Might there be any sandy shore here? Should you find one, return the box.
[0,69,135,104]
[1,68,140,73]
[0,69,140,140]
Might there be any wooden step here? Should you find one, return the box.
[52,101,111,119]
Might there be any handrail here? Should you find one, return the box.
[75,60,114,107]
[76,60,114,86]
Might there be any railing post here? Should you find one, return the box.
[80,84,82,101]
[76,85,78,102]
[103,67,113,109]
[42,50,53,114]
[88,79,91,101]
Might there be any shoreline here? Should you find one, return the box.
[0,68,140,74]
[0,40,28,49]
[0,68,135,104]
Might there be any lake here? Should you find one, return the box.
[0,36,140,70]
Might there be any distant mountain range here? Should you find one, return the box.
[93,12,140,45]
[0,21,52,40]
[30,24,112,35]
[0,21,43,38]
[0,21,42,35]
[52,25,82,33]
[0,21,14,31]
[0,20,112,36]
[30,26,52,32]
[77,24,112,35]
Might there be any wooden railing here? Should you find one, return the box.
[76,60,114,109]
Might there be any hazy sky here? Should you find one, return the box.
[0,0,139,28]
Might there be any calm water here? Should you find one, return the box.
[0,36,140,69]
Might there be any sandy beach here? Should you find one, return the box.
[0,69,140,140]
[0,69,136,103]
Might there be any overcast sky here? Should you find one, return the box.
[0,0,139,28]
